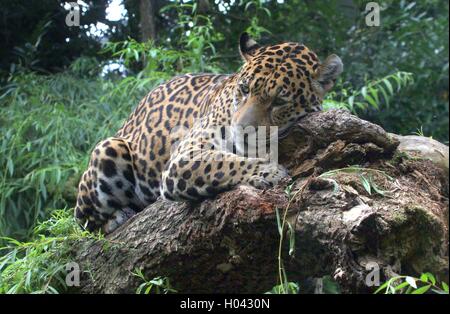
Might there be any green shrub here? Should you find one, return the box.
[0,70,152,239]
[0,209,98,294]
[375,273,449,294]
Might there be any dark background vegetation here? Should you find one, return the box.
[0,0,448,293]
[2,0,448,139]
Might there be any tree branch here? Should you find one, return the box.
[74,110,449,293]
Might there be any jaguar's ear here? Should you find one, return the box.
[314,54,344,93]
[239,32,260,61]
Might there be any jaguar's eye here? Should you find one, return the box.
[239,83,250,95]
[272,98,286,107]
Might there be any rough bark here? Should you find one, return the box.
[73,109,449,294]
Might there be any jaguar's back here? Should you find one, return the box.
[75,73,229,232]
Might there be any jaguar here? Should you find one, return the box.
[75,33,343,233]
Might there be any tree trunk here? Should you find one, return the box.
[73,110,449,294]
[197,0,211,14]
[139,0,157,42]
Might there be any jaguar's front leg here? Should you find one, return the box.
[160,142,289,201]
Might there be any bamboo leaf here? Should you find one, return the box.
[360,175,372,195]
[412,285,431,294]
[442,282,449,292]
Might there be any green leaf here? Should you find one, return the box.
[287,222,295,257]
[360,175,371,195]
[394,281,410,292]
[355,101,367,110]
[262,7,272,17]
[364,94,379,110]
[361,86,368,99]
[136,282,146,294]
[378,85,390,108]
[369,86,379,105]
[347,95,355,110]
[424,272,436,285]
[145,284,154,294]
[275,207,282,236]
[420,273,428,282]
[383,79,394,95]
[374,280,390,294]
[369,177,386,195]
[322,276,341,294]
[412,285,431,294]
[7,158,14,176]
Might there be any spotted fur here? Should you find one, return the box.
[75,33,343,233]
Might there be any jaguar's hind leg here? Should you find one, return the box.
[74,137,146,233]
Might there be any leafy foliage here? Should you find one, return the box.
[375,273,449,294]
[0,0,114,77]
[0,209,98,294]
[133,269,177,294]
[266,281,299,294]
[319,166,394,196]
[0,69,148,240]
[324,72,414,112]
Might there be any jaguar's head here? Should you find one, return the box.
[231,32,343,139]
